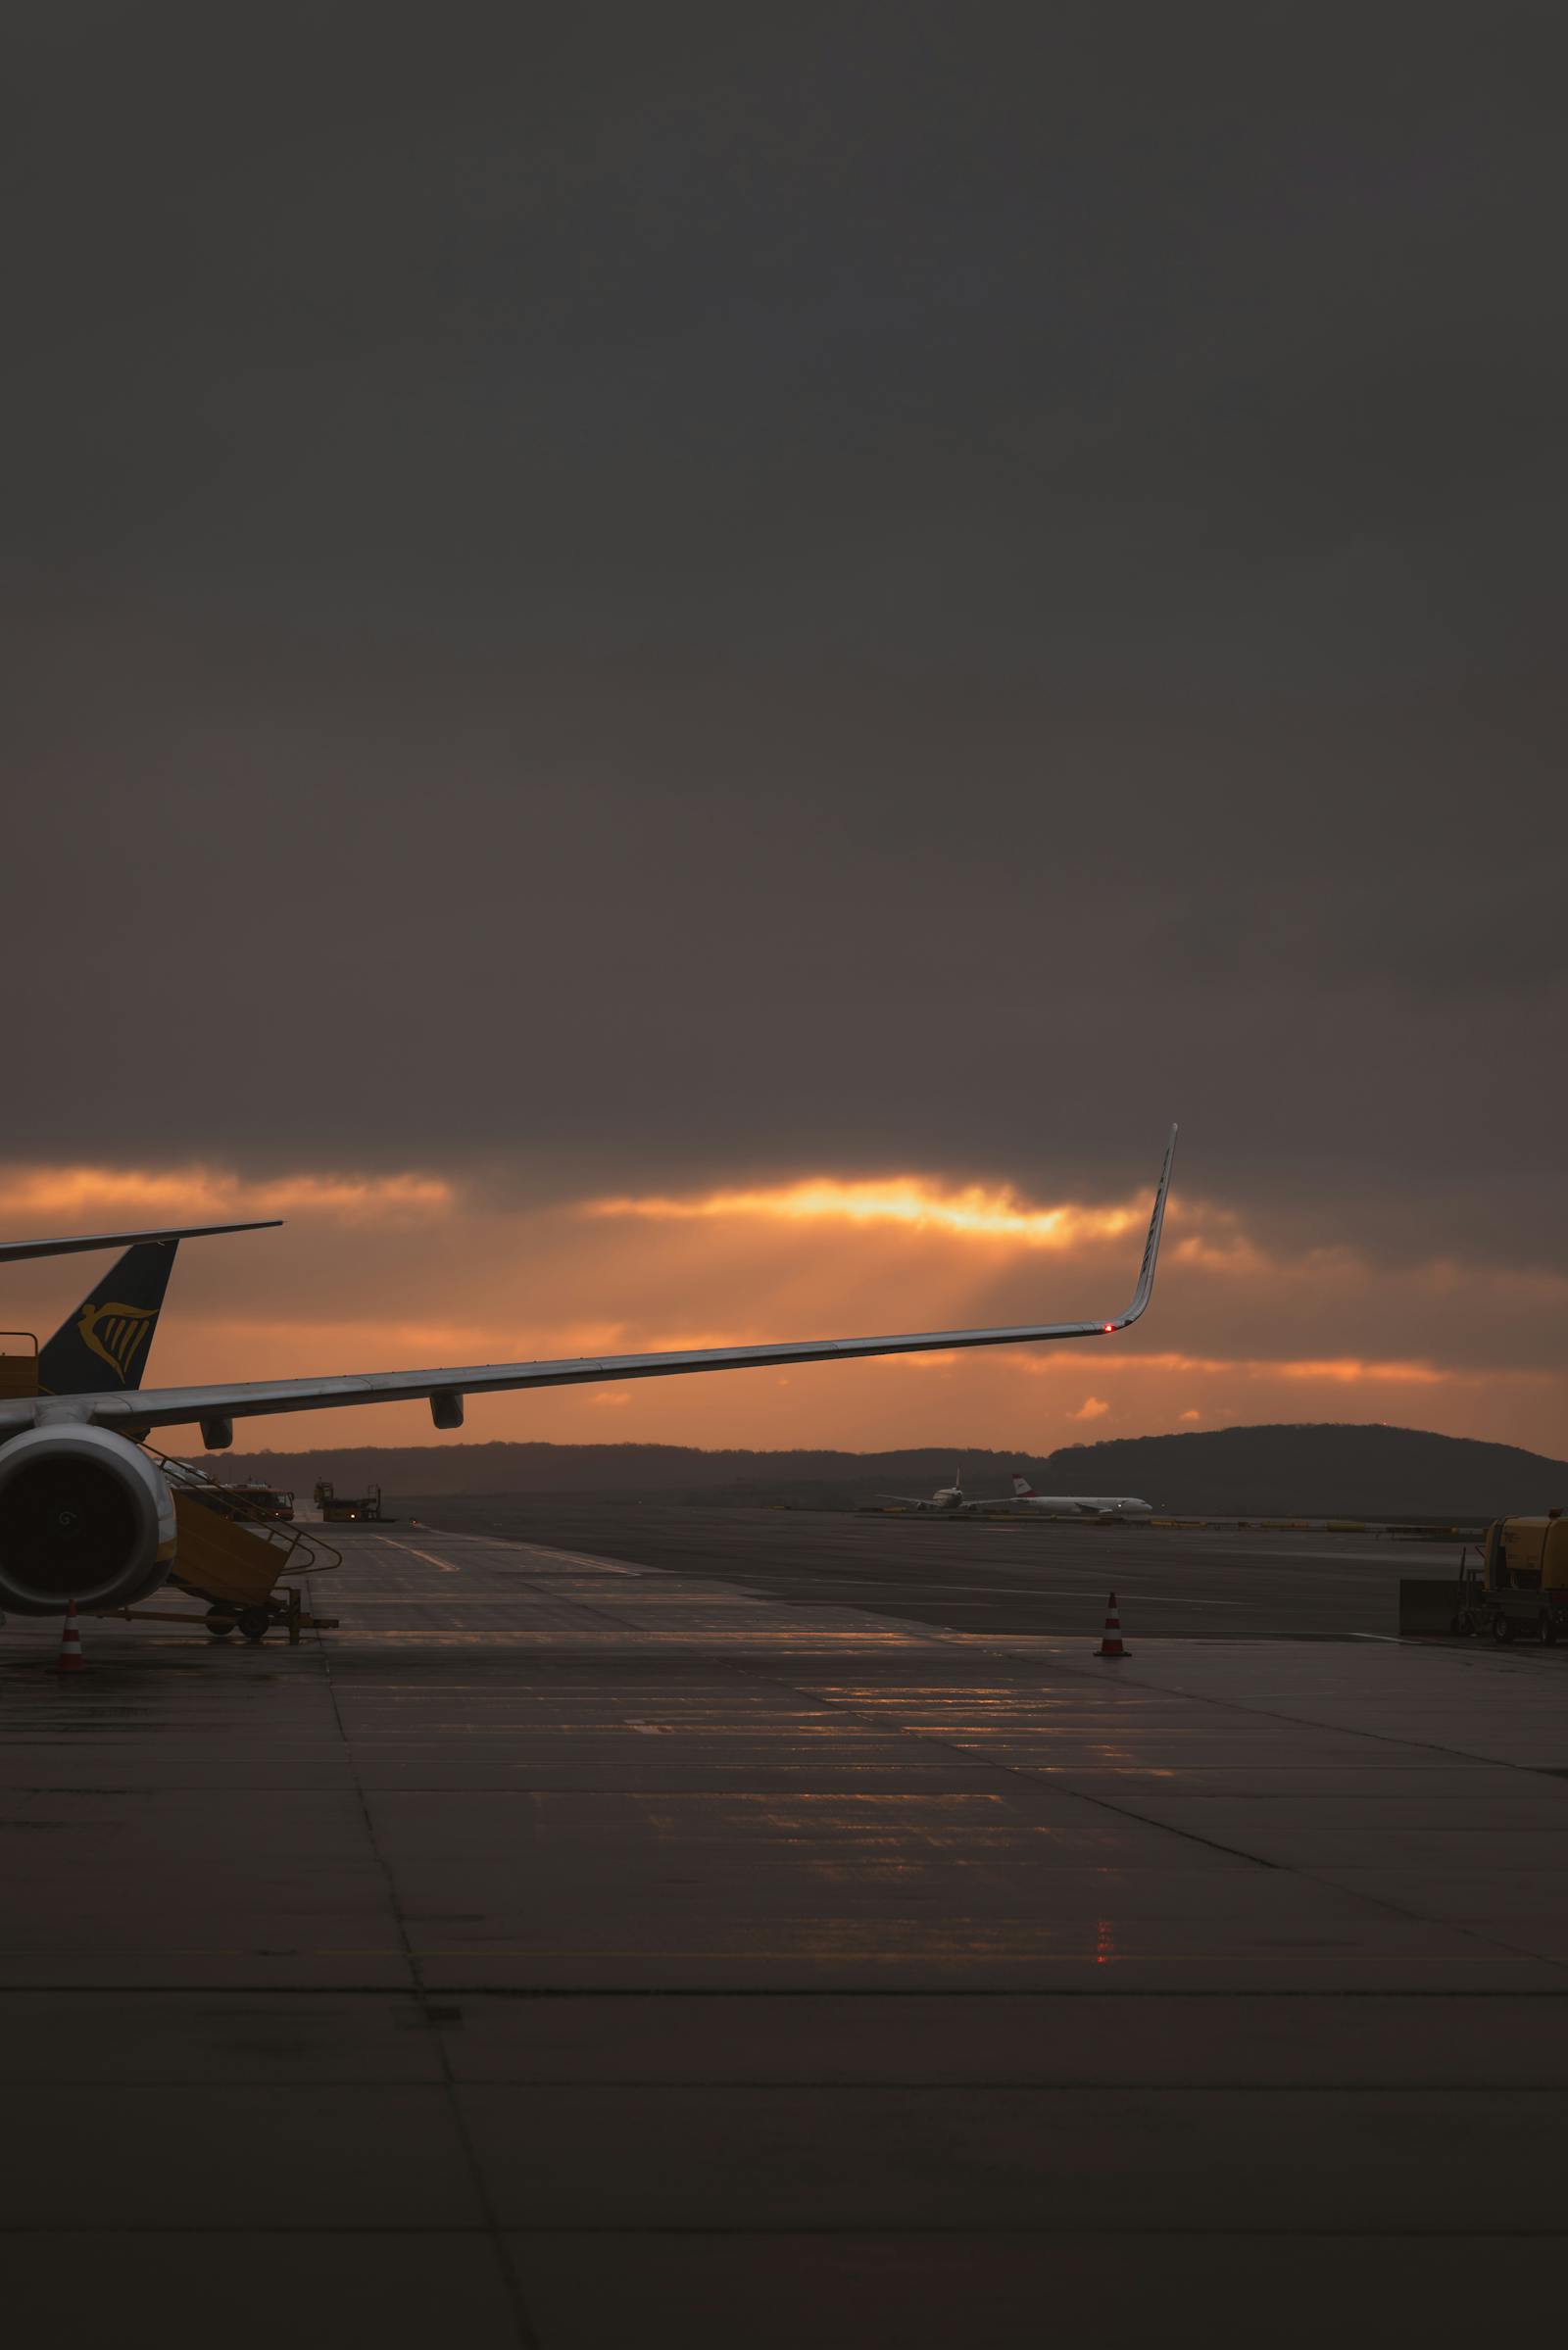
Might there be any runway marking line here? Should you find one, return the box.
[360,1534,463,1574]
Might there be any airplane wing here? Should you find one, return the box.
[0,1219,281,1264]
[0,1128,1175,1441]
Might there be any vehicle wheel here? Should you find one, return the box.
[235,1606,272,1644]
[1541,1613,1558,1647]
[1491,1611,1513,1643]
[1450,1613,1472,1638]
[205,1607,235,1639]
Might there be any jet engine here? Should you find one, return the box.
[0,1425,176,1614]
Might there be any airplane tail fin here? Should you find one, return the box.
[38,1241,180,1395]
[1011,1474,1035,1496]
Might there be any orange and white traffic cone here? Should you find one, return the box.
[55,1599,85,1676]
[1095,1591,1128,1659]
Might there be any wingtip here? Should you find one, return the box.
[1116,1124,1178,1327]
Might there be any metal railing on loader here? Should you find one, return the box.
[97,1449,345,1645]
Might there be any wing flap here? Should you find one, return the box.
[77,1314,1116,1433]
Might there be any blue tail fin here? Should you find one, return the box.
[38,1241,179,1395]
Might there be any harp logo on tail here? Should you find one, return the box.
[75,1300,157,1383]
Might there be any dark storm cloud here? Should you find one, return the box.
[4,4,1564,1270]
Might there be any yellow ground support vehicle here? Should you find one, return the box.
[1452,1511,1568,1644]
[0,1331,38,1400]
[2,1336,338,1644]
[222,1481,295,1522]
[102,1453,342,1644]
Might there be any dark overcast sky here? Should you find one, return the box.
[5,3,1564,1275]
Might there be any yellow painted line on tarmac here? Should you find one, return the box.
[363,1532,463,1574]
[389,1948,1551,1968]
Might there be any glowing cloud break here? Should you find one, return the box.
[586,1176,1143,1248]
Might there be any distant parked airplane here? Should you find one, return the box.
[995,1475,1153,1521]
[884,1471,1154,1519]
[883,1467,969,1511]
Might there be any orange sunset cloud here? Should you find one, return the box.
[0,1156,1563,1459]
[587,1175,1143,1248]
[0,1164,452,1225]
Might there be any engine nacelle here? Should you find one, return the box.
[0,1426,176,1615]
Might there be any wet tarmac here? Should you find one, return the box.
[406,1494,1466,1640]
[3,1517,1565,2346]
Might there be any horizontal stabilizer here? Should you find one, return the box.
[0,1219,281,1265]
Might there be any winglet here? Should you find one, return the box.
[1110,1124,1177,1329]
[0,1219,283,1266]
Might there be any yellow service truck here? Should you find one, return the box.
[1452,1511,1568,1644]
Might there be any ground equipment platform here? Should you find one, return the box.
[98,1452,342,1642]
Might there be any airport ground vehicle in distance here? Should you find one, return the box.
[315,1479,392,1524]
[0,1127,1174,1620]
[222,1483,294,1522]
[1452,1510,1568,1643]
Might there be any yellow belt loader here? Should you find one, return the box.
[121,1457,342,1644]
[1452,1511,1568,1645]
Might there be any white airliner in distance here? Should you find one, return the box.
[884,1467,969,1511]
[884,1473,1154,1519]
[0,1127,1175,1617]
[993,1476,1153,1520]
